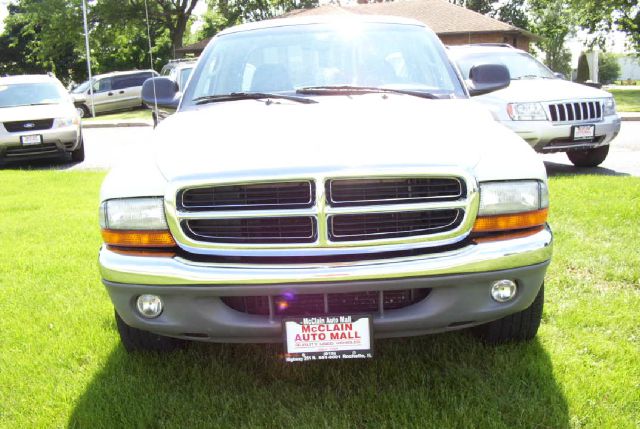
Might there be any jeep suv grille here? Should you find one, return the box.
[547,101,602,122]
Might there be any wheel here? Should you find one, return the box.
[76,104,90,118]
[115,310,185,353]
[71,137,85,162]
[472,284,544,345]
[566,145,609,167]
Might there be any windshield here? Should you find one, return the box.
[454,51,556,80]
[0,82,67,108]
[182,22,465,107]
[71,80,91,94]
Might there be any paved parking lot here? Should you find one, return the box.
[8,122,640,177]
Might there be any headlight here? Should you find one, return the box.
[53,117,80,128]
[473,181,549,234]
[602,98,616,116]
[100,198,176,248]
[506,102,547,121]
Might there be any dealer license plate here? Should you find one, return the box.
[283,315,373,362]
[20,134,42,146]
[572,125,595,141]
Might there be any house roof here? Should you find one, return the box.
[177,0,536,53]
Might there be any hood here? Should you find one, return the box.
[0,103,77,122]
[151,94,543,184]
[483,79,612,103]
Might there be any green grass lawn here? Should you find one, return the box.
[82,108,152,122]
[0,171,639,428]
[609,88,640,112]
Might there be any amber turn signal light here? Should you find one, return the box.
[101,229,177,248]
[472,208,548,233]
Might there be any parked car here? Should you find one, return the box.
[151,59,197,125]
[99,17,552,358]
[448,44,621,167]
[70,69,158,118]
[0,74,83,165]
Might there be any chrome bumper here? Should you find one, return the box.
[99,226,553,286]
[0,125,80,148]
[504,115,621,152]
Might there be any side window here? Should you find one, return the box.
[94,78,112,93]
[111,77,129,90]
[133,73,153,86]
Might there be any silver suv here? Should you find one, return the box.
[0,74,83,165]
[70,70,158,117]
[449,44,621,167]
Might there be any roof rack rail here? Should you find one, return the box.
[167,58,197,63]
[468,43,516,48]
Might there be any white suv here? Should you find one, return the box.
[449,44,621,167]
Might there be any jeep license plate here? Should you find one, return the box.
[20,134,42,146]
[283,315,373,362]
[572,125,595,141]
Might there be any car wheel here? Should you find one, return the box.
[471,283,544,345]
[71,137,85,162]
[115,310,186,353]
[76,105,90,118]
[566,145,609,167]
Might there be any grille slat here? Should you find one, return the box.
[184,217,316,244]
[547,100,603,123]
[328,178,463,206]
[180,181,313,211]
[3,119,54,132]
[329,209,463,241]
[222,288,431,316]
[5,143,59,157]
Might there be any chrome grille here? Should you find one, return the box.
[174,174,471,249]
[183,217,316,244]
[180,181,313,211]
[327,177,463,206]
[222,288,431,316]
[329,209,463,241]
[547,100,602,122]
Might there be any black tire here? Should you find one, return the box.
[76,104,90,118]
[115,310,185,353]
[472,284,544,345]
[71,137,85,162]
[566,145,609,167]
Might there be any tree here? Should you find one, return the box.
[598,53,620,84]
[449,0,493,15]
[529,0,575,77]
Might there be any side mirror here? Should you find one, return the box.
[142,77,181,110]
[467,64,510,96]
[554,72,567,80]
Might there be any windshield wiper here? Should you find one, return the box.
[193,92,317,105]
[296,85,442,99]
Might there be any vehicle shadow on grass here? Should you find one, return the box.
[67,333,569,428]
[0,157,79,171]
[544,160,630,177]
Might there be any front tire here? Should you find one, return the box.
[70,137,85,162]
[115,310,185,353]
[567,145,609,167]
[472,284,544,344]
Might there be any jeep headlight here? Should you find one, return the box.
[506,102,547,121]
[53,117,80,128]
[473,181,549,234]
[602,97,616,116]
[99,198,176,249]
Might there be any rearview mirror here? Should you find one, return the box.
[467,64,510,96]
[142,77,181,110]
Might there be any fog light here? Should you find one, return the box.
[136,294,163,318]
[491,280,517,302]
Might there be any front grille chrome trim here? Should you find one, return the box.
[164,168,479,256]
[546,99,604,123]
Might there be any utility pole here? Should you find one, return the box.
[82,0,96,117]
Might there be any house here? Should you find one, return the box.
[177,0,537,57]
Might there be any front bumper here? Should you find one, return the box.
[0,125,81,162]
[101,226,553,342]
[504,115,621,153]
